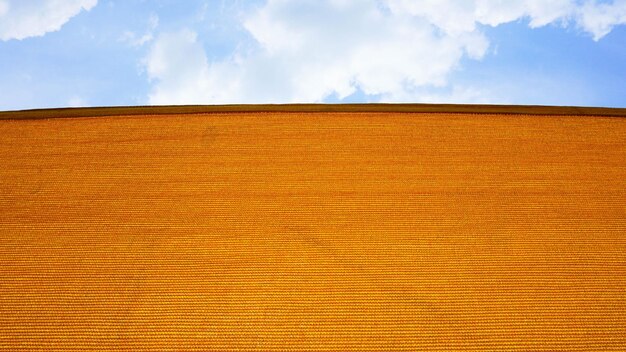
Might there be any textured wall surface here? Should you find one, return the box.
[1,108,625,350]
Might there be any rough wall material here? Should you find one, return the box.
[1,107,625,350]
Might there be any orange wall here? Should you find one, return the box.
[1,110,625,350]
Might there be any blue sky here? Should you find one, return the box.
[0,0,625,110]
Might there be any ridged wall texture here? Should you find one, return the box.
[1,106,625,350]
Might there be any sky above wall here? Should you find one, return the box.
[0,0,625,110]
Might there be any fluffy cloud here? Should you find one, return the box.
[576,0,626,40]
[145,29,214,104]
[0,0,97,41]
[145,0,626,105]
[386,0,626,40]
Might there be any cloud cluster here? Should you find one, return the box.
[0,0,97,41]
[141,0,625,104]
[387,0,626,40]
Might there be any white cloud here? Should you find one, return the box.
[0,1,9,18]
[144,0,626,105]
[120,13,159,47]
[0,0,97,41]
[576,0,626,40]
[145,29,215,104]
[67,95,88,107]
